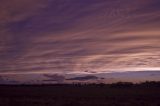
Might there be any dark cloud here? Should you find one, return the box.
[0,75,20,84]
[66,75,98,81]
[43,74,65,83]
[0,76,5,84]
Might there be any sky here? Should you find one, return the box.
[0,0,160,84]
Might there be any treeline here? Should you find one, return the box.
[67,81,160,88]
[0,81,160,88]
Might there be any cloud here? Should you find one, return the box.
[0,0,47,24]
[0,76,5,84]
[43,74,65,83]
[66,75,98,81]
[0,0,160,76]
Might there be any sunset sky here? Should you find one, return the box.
[0,0,160,84]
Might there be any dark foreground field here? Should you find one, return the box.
[0,82,160,106]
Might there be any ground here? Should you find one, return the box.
[0,83,160,106]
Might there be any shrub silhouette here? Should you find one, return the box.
[110,82,134,88]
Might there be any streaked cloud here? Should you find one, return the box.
[0,0,160,81]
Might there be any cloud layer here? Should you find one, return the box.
[0,0,160,76]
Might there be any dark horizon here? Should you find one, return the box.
[0,71,160,84]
